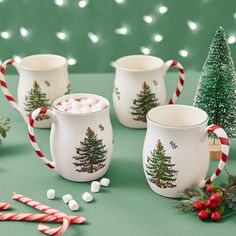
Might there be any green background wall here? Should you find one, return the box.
[0,0,236,73]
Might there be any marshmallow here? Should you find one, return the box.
[62,194,73,204]
[71,101,81,110]
[68,199,79,211]
[82,192,93,203]
[91,181,100,193]
[100,178,110,187]
[47,189,56,200]
[80,106,91,113]
[95,101,107,109]
[87,98,98,106]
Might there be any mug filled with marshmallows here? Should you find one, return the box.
[28,93,113,182]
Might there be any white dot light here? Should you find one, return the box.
[178,50,188,57]
[88,32,99,43]
[140,47,150,55]
[78,0,88,8]
[143,15,153,24]
[56,32,67,40]
[68,58,77,65]
[159,6,168,14]
[234,13,236,19]
[20,27,28,37]
[54,0,64,6]
[115,27,128,35]
[187,20,198,31]
[228,35,236,44]
[115,0,125,4]
[0,31,10,39]
[154,34,163,42]
[13,55,22,63]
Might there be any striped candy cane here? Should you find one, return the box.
[0,212,86,224]
[0,59,20,112]
[0,202,11,210]
[28,108,56,170]
[12,193,70,235]
[164,60,185,104]
[198,124,229,187]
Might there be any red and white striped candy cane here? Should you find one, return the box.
[164,60,185,104]
[0,212,85,224]
[12,192,70,235]
[0,59,20,112]
[0,202,11,210]
[28,108,56,170]
[198,124,229,187]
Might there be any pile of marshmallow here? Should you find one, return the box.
[56,97,107,113]
[46,177,110,211]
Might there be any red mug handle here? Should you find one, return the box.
[199,124,229,187]
[28,107,57,171]
[164,60,185,104]
[0,59,20,112]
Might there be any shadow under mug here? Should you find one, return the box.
[27,93,113,182]
[143,105,229,198]
[0,54,70,128]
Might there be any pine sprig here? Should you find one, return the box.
[0,117,10,142]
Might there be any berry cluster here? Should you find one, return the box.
[193,186,224,221]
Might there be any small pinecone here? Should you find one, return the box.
[225,192,236,211]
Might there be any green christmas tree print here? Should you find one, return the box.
[146,140,178,189]
[24,81,50,121]
[73,127,107,173]
[131,82,159,123]
[193,27,236,138]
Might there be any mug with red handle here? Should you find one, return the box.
[113,55,185,128]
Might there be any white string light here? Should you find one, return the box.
[143,15,153,24]
[154,34,163,42]
[13,55,22,63]
[56,32,67,40]
[187,20,198,31]
[88,32,99,43]
[54,0,64,6]
[20,27,28,37]
[228,35,236,44]
[0,31,10,39]
[115,26,128,35]
[68,58,77,65]
[140,47,151,55]
[0,60,2,65]
[234,13,236,19]
[78,0,89,8]
[115,0,125,4]
[178,50,188,57]
[159,6,168,14]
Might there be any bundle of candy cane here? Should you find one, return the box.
[0,193,86,235]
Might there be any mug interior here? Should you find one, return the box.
[19,54,67,71]
[52,93,110,115]
[115,55,163,71]
[147,105,208,128]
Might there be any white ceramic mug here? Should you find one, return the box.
[143,105,229,198]
[0,54,70,128]
[113,55,185,128]
[27,93,113,182]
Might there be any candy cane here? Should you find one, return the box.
[0,212,85,224]
[0,202,11,210]
[164,60,185,104]
[12,193,70,235]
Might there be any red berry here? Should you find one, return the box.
[205,199,218,210]
[211,211,222,221]
[209,193,221,204]
[193,200,205,211]
[206,186,214,193]
[198,210,209,220]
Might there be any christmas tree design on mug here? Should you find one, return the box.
[146,139,178,189]
[24,81,50,121]
[73,127,107,173]
[130,82,159,123]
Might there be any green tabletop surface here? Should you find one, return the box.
[0,72,235,236]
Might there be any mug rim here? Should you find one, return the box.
[115,55,164,72]
[147,104,209,129]
[51,93,110,116]
[18,54,67,71]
